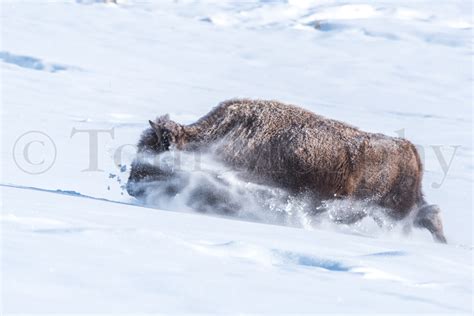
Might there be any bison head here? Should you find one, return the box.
[127,115,183,198]
[145,114,173,153]
[130,114,182,153]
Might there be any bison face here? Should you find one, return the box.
[146,114,185,153]
[147,115,172,153]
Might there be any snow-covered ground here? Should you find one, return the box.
[1,0,472,313]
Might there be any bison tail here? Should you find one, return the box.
[408,142,425,207]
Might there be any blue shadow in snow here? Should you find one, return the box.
[0,51,67,72]
[274,250,350,272]
[363,250,406,257]
[32,227,88,234]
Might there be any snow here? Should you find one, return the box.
[2,185,472,313]
[1,0,472,313]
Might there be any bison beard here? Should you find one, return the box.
[127,99,447,243]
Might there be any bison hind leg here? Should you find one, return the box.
[414,204,447,243]
[318,199,368,225]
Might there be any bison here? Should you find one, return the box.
[127,99,447,243]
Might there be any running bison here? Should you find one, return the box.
[127,99,447,243]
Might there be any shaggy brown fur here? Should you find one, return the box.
[127,99,447,243]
